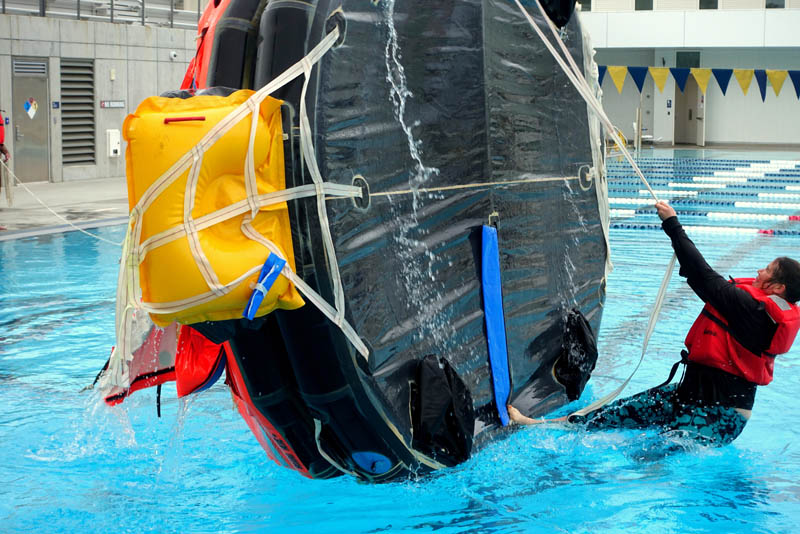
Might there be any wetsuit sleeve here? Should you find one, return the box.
[661,216,776,353]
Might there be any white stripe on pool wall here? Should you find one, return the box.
[758,192,800,199]
[684,225,758,235]
[640,190,698,197]
[707,212,789,221]
[694,176,747,183]
[669,182,727,189]
[610,209,636,217]
[736,201,800,210]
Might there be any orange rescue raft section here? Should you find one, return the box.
[181,0,231,91]
[122,90,304,327]
[103,324,313,479]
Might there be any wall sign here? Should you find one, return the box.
[52,101,60,109]
[100,100,125,109]
[24,97,38,119]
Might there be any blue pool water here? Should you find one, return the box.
[3,220,800,533]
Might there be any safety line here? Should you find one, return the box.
[369,175,579,197]
[513,0,659,204]
[516,0,680,419]
[569,253,677,420]
[0,159,124,246]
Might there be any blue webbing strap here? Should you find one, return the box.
[243,253,287,320]
[481,225,512,426]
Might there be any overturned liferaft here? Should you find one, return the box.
[98,0,609,482]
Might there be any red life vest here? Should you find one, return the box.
[684,277,800,385]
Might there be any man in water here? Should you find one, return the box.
[508,200,800,446]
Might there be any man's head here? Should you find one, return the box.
[755,257,800,303]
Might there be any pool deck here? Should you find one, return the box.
[0,176,129,241]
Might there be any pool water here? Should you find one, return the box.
[2,222,800,533]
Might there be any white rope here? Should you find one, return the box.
[299,57,347,327]
[0,159,124,246]
[103,26,373,387]
[515,0,680,416]
[137,183,361,259]
[513,0,659,203]
[569,253,676,419]
[577,12,613,275]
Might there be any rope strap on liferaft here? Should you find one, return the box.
[514,0,679,415]
[105,26,371,388]
[568,253,677,420]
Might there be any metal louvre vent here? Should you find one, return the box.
[13,60,47,75]
[61,59,96,166]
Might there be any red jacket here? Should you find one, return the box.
[684,278,800,385]
[0,112,5,144]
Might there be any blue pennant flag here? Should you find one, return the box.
[712,68,733,96]
[627,66,649,93]
[788,71,800,100]
[598,65,607,87]
[670,68,691,93]
[754,69,768,102]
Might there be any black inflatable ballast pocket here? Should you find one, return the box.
[553,308,598,401]
[410,355,475,467]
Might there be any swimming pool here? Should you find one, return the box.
[2,219,800,532]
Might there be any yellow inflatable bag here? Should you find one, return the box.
[123,90,304,326]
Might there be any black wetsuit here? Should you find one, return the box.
[578,216,773,446]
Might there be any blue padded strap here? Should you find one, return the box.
[481,225,511,426]
[243,253,287,320]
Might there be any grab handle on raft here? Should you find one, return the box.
[164,116,207,124]
[481,224,512,426]
[242,253,287,320]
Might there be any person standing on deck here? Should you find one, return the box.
[0,111,9,163]
[508,200,800,446]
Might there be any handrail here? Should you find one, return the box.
[0,0,200,27]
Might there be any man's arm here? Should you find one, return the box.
[655,201,775,353]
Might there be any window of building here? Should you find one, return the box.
[577,0,591,11]
[635,0,653,10]
[766,0,784,8]
[676,51,700,69]
[699,0,718,9]
[60,59,96,166]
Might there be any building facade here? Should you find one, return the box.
[581,0,800,146]
[0,7,195,183]
[2,2,799,186]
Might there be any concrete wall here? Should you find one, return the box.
[0,14,194,182]
[594,49,657,142]
[584,9,800,48]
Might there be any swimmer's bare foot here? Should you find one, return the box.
[507,405,570,426]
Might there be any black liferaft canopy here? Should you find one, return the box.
[185,0,605,482]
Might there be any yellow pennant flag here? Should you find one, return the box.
[648,67,670,93]
[734,69,754,96]
[607,66,628,94]
[690,68,712,95]
[766,69,788,97]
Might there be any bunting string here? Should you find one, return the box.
[598,65,800,101]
